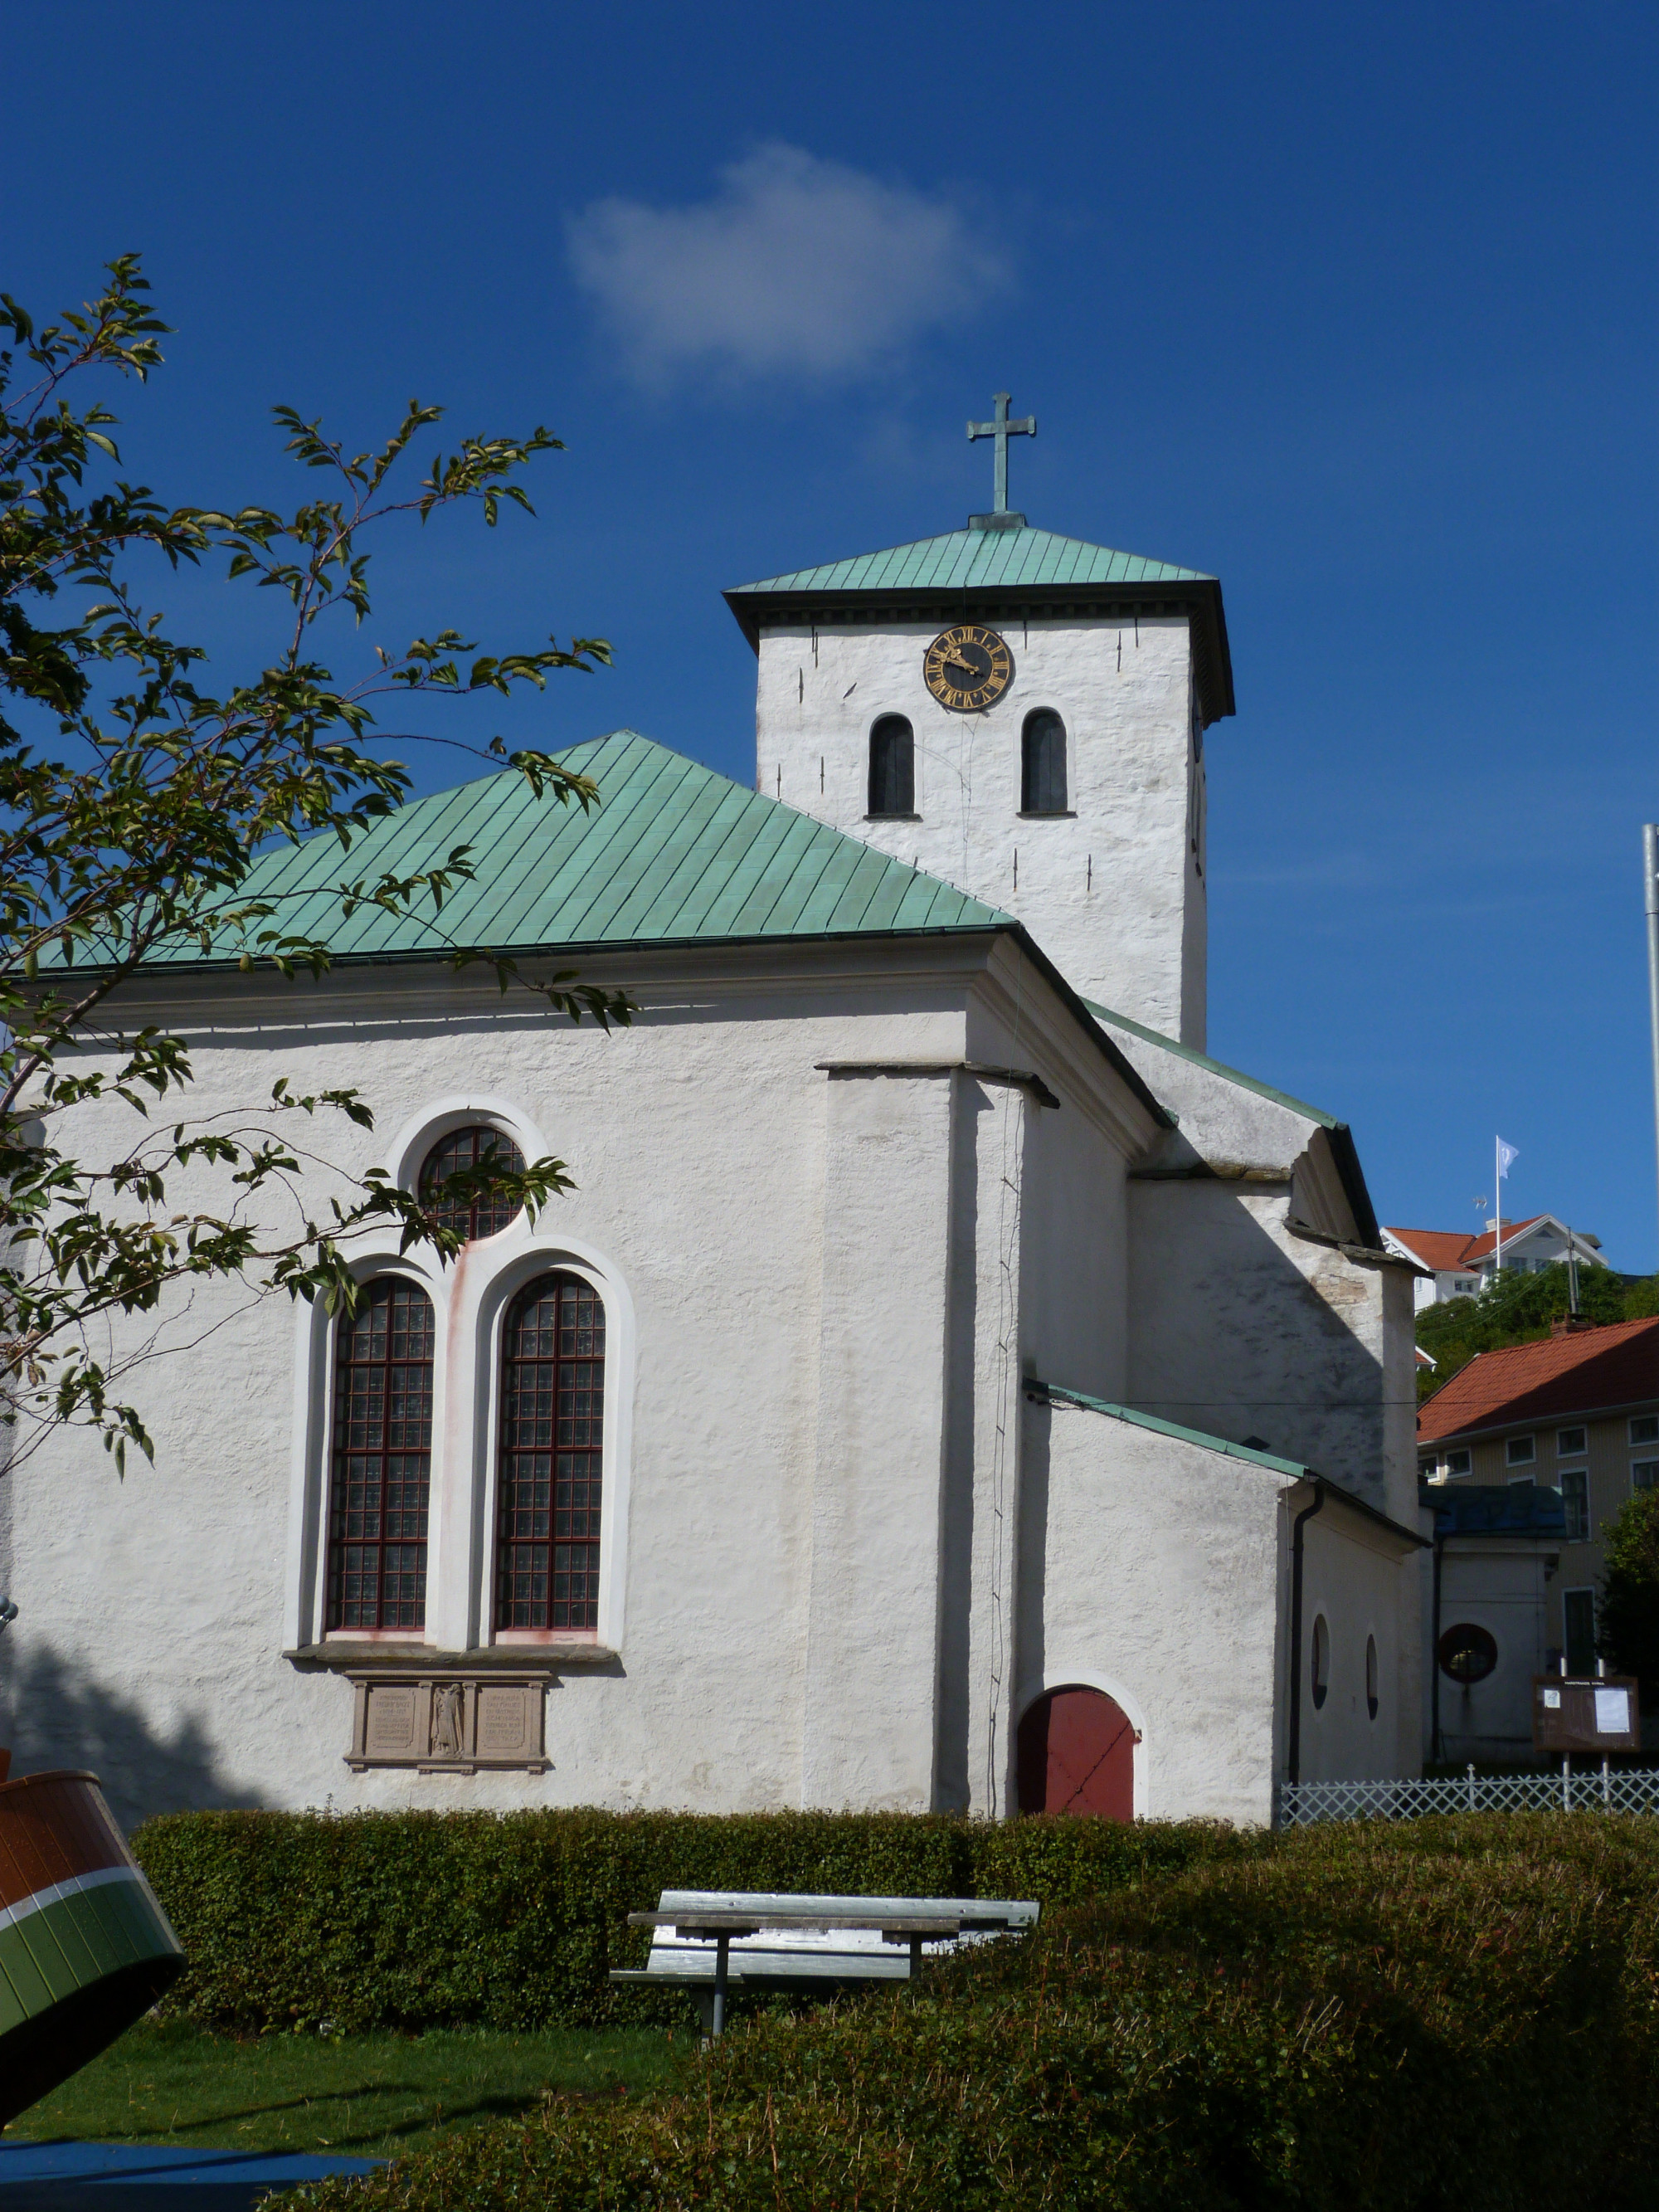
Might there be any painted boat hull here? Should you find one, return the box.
[0,1771,186,2126]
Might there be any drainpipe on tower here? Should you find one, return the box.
[1287,1482,1326,1786]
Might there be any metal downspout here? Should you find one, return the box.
[1431,1525,1445,1767]
[1287,1482,1326,1787]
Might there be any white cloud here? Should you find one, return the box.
[566,144,1005,385]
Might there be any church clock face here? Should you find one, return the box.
[923,622,1014,713]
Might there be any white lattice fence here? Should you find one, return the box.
[1277,1767,1659,1825]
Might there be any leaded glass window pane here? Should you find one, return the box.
[326,1276,435,1630]
[495,1272,605,1631]
[419,1124,527,1243]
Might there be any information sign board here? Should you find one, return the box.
[1531,1676,1640,1755]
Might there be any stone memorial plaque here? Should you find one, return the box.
[364,1686,417,1754]
[479,1684,530,1754]
[343,1663,549,1773]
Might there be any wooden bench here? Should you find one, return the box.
[610,1888,1040,2038]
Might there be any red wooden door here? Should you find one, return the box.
[1016,1686,1136,1820]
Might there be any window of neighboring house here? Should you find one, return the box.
[1506,1435,1536,1467]
[1557,1426,1588,1459]
[1418,1457,1439,1481]
[419,1123,527,1243]
[867,715,915,817]
[1629,1415,1659,1447]
[1561,1468,1589,1541]
[1454,1276,1477,1294]
[1445,1448,1472,1477]
[1311,1615,1331,1710]
[325,1276,435,1632]
[1365,1635,1379,1722]
[1633,1461,1659,1494]
[1020,709,1068,815]
[1563,1588,1597,1678]
[1438,1623,1498,1683]
[494,1270,606,1633]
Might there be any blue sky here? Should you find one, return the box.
[8,1,1657,1262]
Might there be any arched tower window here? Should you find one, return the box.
[1021,709,1068,815]
[495,1272,606,1631]
[868,715,915,817]
[419,1123,527,1242]
[326,1276,435,1630]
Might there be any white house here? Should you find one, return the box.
[0,501,1427,1832]
[1384,1217,1606,1310]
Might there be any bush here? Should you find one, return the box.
[132,1806,1253,2034]
[1599,1486,1659,1707]
[283,1815,1659,2212]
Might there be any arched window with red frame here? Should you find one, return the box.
[419,1123,527,1243]
[325,1276,435,1630]
[494,1272,606,1632]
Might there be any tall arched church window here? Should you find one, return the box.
[1021,709,1067,815]
[868,715,915,817]
[495,1272,606,1632]
[326,1276,435,1630]
[419,1123,527,1243]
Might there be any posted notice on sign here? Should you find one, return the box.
[1595,1686,1632,1736]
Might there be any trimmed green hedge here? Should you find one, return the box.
[285,1815,1659,2211]
[132,1807,1253,2034]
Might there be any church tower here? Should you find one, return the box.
[726,401,1233,1047]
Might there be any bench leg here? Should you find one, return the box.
[694,1988,717,2041]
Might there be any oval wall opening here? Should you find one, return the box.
[1016,1685,1136,1820]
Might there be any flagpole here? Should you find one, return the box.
[1494,1135,1503,1276]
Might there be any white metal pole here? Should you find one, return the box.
[1494,1136,1503,1275]
[1646,826,1659,1268]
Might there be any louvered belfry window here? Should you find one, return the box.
[1021,709,1068,815]
[868,714,915,816]
[419,1123,527,1243]
[326,1276,435,1630]
[495,1272,605,1631]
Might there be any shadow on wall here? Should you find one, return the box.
[0,1642,264,1831]
[1126,1181,1389,1498]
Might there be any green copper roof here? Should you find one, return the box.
[724,523,1234,724]
[124,730,1014,969]
[730,526,1212,598]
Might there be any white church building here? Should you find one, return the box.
[0,475,1427,1831]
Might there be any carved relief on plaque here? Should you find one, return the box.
[343,1668,550,1774]
[431,1682,465,1762]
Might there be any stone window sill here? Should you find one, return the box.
[285,1641,617,1676]
[1016,810,1077,820]
[865,811,922,822]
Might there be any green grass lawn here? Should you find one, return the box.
[2,2020,685,2160]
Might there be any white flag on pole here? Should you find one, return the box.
[1496,1138,1519,1179]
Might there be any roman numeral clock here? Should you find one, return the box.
[922,622,1014,712]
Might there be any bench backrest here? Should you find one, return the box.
[639,1890,1039,1984]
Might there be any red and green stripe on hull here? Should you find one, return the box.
[0,1771,186,2126]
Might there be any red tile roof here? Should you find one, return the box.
[1418,1317,1659,1444]
[1387,1220,1545,1272]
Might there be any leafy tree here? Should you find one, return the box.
[0,256,629,1472]
[1416,1261,1655,1401]
[1598,1488,1659,1710]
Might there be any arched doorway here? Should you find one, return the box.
[1016,1686,1136,1820]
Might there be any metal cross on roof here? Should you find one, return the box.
[967,392,1035,516]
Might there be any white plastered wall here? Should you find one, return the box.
[755,616,1207,1046]
[1294,1501,1419,1782]
[0,936,1157,1829]
[1018,1398,1293,1825]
